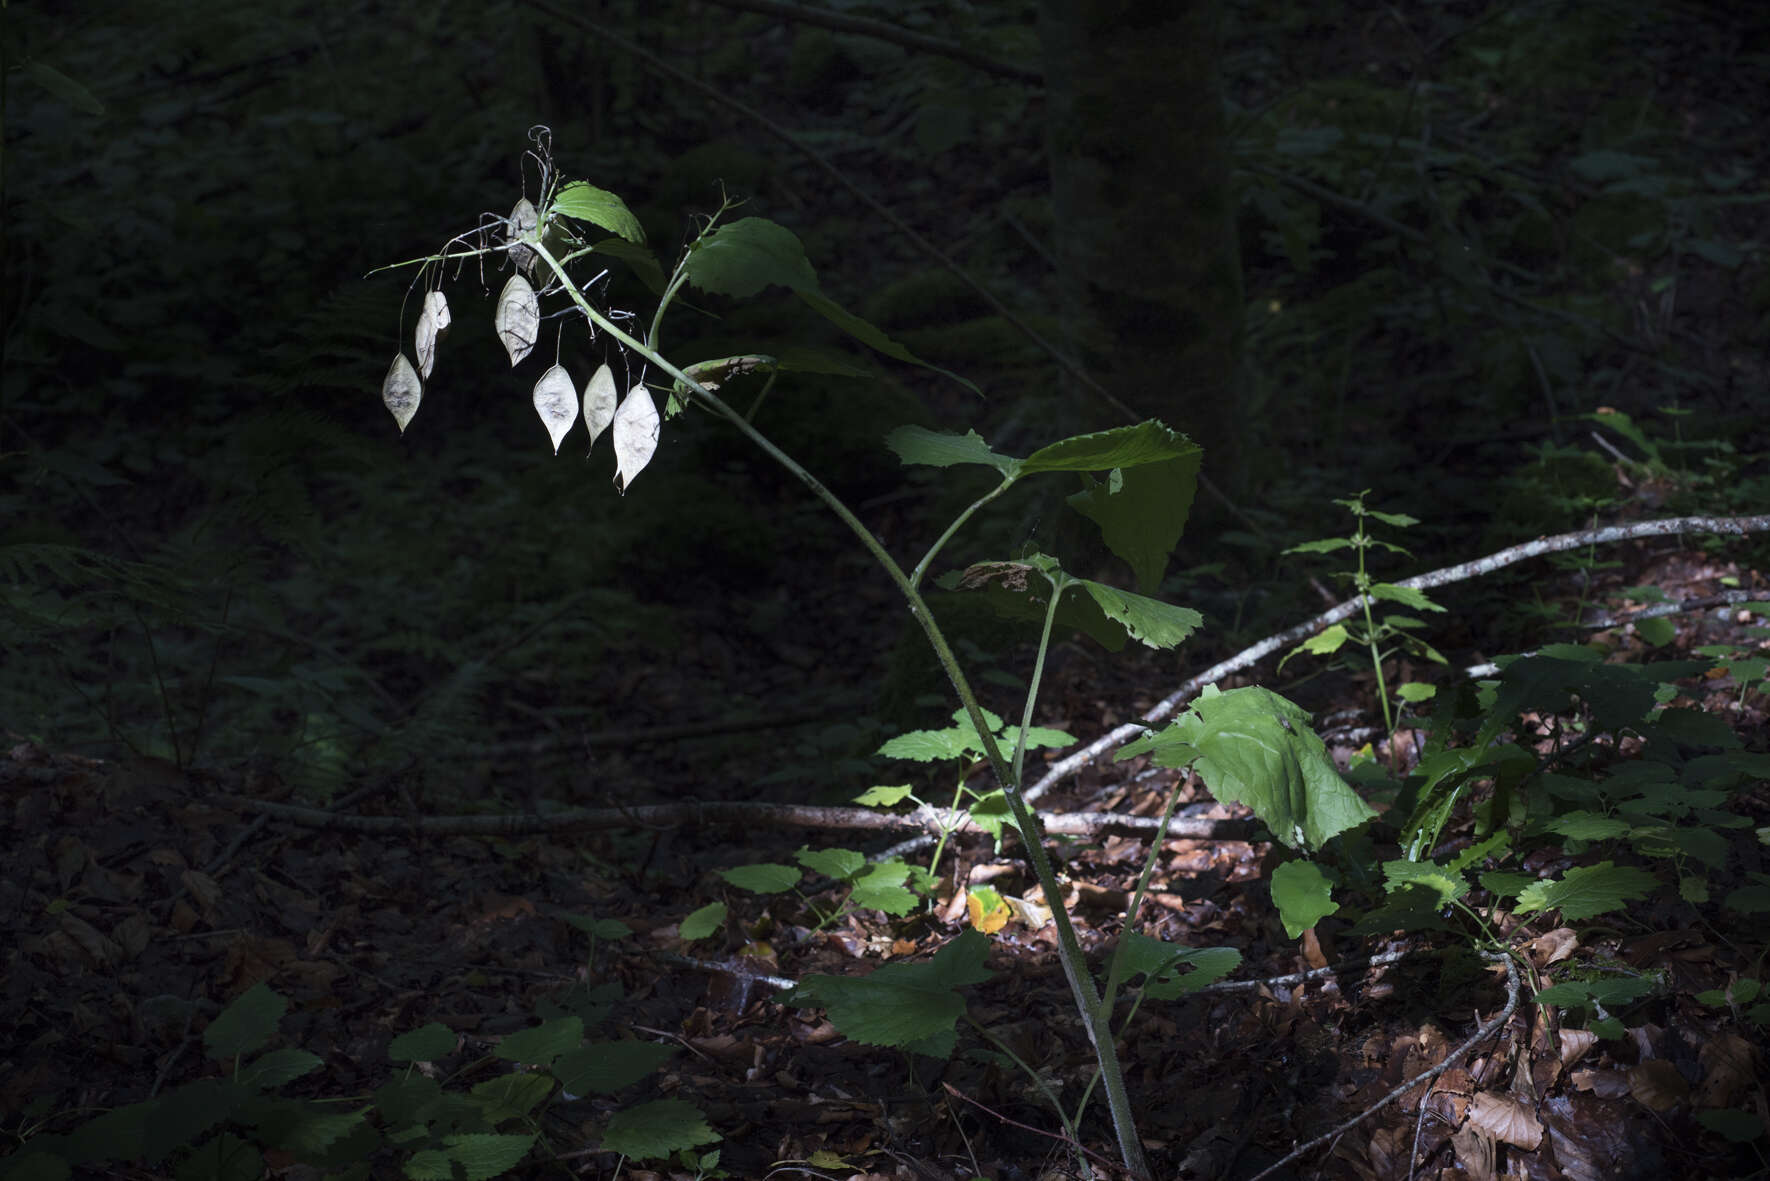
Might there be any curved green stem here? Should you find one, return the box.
[530,236,1147,1180]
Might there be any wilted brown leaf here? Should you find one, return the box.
[1467,1091,1544,1150]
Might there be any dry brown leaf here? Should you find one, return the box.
[1467,1091,1545,1150]
[1627,1058,1689,1111]
[1696,1032,1758,1108]
[1451,1124,1499,1181]
[1525,927,1579,967]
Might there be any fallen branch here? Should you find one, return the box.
[213,793,1261,842]
[1026,513,1770,803]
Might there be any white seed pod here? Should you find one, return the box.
[582,362,618,450]
[611,383,659,494]
[494,274,539,366]
[414,290,450,379]
[506,197,539,277]
[533,364,579,455]
[382,353,422,433]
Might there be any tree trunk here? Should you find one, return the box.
[1038,0,1245,491]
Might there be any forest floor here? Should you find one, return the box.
[5,537,1768,1181]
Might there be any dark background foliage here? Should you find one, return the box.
[4,0,1767,807]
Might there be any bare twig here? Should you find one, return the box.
[1025,513,1770,803]
[1245,952,1521,1181]
[212,793,1260,842]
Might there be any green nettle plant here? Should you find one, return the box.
[1280,491,1447,738]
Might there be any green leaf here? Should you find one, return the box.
[239,1048,323,1090]
[1634,615,1677,647]
[1117,932,1240,998]
[1161,686,1376,852]
[679,902,726,941]
[22,60,106,115]
[389,1023,457,1063]
[589,237,666,294]
[685,219,977,393]
[883,426,1018,476]
[1512,862,1659,921]
[1021,421,1199,473]
[848,881,920,915]
[1000,724,1076,751]
[470,1073,555,1121]
[493,1017,582,1068]
[1073,578,1202,650]
[783,929,992,1055]
[552,1041,674,1095]
[174,1133,259,1181]
[561,914,633,940]
[600,1099,720,1162]
[1065,446,1202,592]
[1288,623,1350,660]
[550,182,645,244]
[1369,582,1444,612]
[1382,859,1468,906]
[796,847,867,882]
[1271,859,1339,938]
[1541,811,1632,840]
[718,863,802,893]
[853,784,916,806]
[1533,974,1656,1009]
[1285,537,1356,554]
[204,982,286,1061]
[406,1133,537,1181]
[1395,682,1436,703]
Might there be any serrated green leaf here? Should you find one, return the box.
[783,929,992,1053]
[1533,974,1656,1009]
[550,182,644,244]
[1382,859,1469,906]
[796,847,867,881]
[849,882,920,915]
[679,902,726,941]
[174,1132,260,1181]
[204,982,286,1060]
[469,1073,554,1121]
[389,1023,457,1063]
[1021,421,1199,473]
[1075,579,1202,650]
[1512,862,1659,921]
[1271,859,1339,938]
[1119,932,1240,998]
[1542,811,1632,840]
[552,1040,675,1096]
[600,1098,720,1162]
[239,1048,323,1090]
[718,863,802,893]
[853,784,916,807]
[1284,537,1355,554]
[883,426,1018,475]
[684,220,976,393]
[493,1017,582,1068]
[1369,582,1444,611]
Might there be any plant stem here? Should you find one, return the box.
[531,238,1149,1179]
